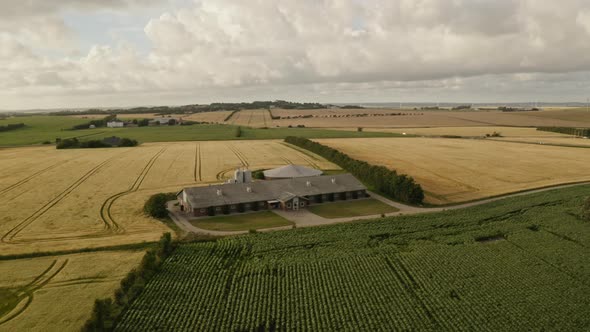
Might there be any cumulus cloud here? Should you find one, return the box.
[3,0,590,109]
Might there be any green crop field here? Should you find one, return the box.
[308,198,399,218]
[116,185,590,331]
[0,116,400,146]
[191,211,293,231]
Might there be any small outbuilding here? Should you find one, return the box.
[263,165,323,180]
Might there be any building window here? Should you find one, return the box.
[230,205,236,210]
[200,209,205,213]
[300,202,305,207]
[215,207,221,211]
[287,203,291,208]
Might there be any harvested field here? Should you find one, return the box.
[0,250,144,331]
[490,136,590,148]
[336,126,573,137]
[269,108,590,128]
[316,137,590,204]
[227,109,273,127]
[183,111,234,123]
[0,141,338,255]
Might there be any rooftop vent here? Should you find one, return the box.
[306,181,311,187]
[246,187,252,193]
[216,189,223,196]
[331,178,336,184]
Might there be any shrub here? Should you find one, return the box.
[252,170,265,180]
[82,233,176,332]
[0,123,25,132]
[144,193,176,219]
[235,126,242,137]
[583,197,590,221]
[119,138,138,147]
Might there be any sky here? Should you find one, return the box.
[2,0,590,110]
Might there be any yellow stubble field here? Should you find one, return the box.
[316,138,590,204]
[270,108,590,128]
[0,141,338,256]
[0,250,144,331]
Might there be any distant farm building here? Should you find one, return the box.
[263,165,323,179]
[178,173,367,217]
[107,120,124,128]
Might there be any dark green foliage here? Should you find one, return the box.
[144,193,176,219]
[285,136,424,204]
[56,137,138,149]
[82,233,176,332]
[0,123,25,132]
[56,138,80,149]
[583,197,590,221]
[235,126,242,137]
[252,170,265,180]
[357,127,363,132]
[537,127,590,137]
[118,138,138,147]
[137,119,150,127]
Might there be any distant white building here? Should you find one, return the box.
[107,120,124,128]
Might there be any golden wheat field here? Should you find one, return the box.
[0,250,144,331]
[0,141,338,255]
[269,108,590,128]
[316,138,590,204]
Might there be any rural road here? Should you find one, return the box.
[169,181,590,236]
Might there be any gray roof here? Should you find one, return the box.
[263,165,323,178]
[181,173,366,209]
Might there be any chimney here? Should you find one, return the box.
[246,186,252,193]
[306,181,311,187]
[216,189,223,196]
[331,178,336,184]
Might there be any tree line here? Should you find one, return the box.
[83,233,176,331]
[0,123,25,132]
[284,137,424,204]
[537,127,590,137]
[71,115,117,130]
[50,100,327,116]
[56,137,138,149]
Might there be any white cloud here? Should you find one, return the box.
[3,0,590,109]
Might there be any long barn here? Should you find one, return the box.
[177,173,367,217]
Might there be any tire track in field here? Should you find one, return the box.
[0,258,68,325]
[194,143,202,182]
[280,142,321,169]
[1,157,116,244]
[227,144,249,167]
[99,148,166,232]
[280,157,293,165]
[0,162,63,196]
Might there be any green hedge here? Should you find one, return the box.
[144,193,176,219]
[82,233,176,331]
[284,137,424,204]
[537,127,590,137]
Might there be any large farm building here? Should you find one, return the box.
[177,171,367,217]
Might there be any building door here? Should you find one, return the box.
[293,197,299,211]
